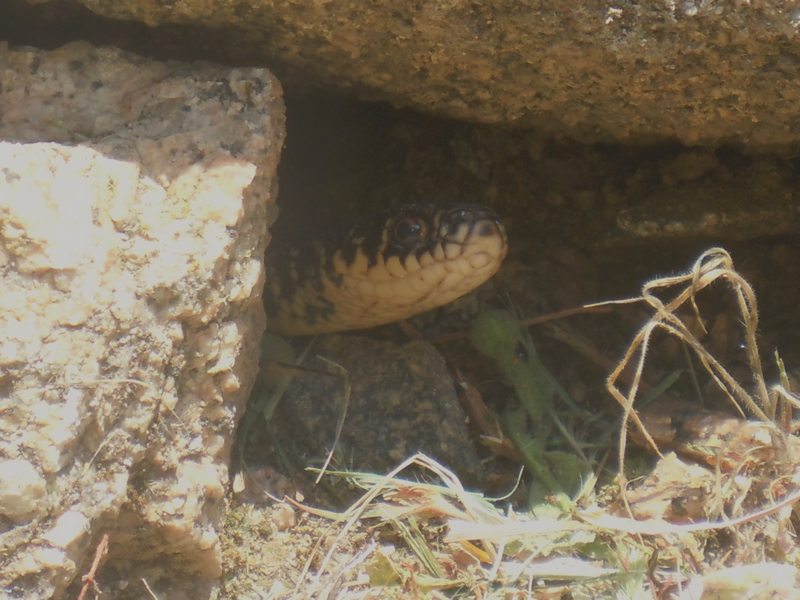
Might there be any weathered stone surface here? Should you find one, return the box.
[245,335,482,485]
[0,41,284,598]
[41,0,800,148]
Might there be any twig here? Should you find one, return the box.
[314,356,351,485]
[77,533,109,600]
[141,578,161,599]
[430,304,612,343]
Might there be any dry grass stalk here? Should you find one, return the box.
[600,247,784,482]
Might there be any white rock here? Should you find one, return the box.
[0,458,47,522]
[41,511,89,548]
[0,41,284,599]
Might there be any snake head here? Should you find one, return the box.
[341,204,506,267]
[266,203,507,335]
[328,204,508,324]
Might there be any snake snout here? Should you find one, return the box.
[441,205,505,236]
[439,207,507,264]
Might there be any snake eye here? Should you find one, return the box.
[392,217,426,246]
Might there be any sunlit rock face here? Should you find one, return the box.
[0,41,284,599]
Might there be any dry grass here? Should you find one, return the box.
[235,247,800,599]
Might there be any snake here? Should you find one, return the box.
[264,203,508,335]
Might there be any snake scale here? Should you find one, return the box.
[264,203,508,335]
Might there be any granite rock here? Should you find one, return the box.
[0,41,284,598]
[47,0,800,148]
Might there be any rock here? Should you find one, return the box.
[616,160,800,240]
[246,335,482,485]
[29,0,800,148]
[0,459,47,523]
[683,562,800,600]
[0,41,284,598]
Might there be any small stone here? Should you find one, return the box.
[270,504,296,531]
[249,335,482,483]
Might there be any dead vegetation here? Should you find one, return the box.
[224,247,800,599]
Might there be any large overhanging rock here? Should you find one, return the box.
[0,41,284,598]
[58,0,800,148]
